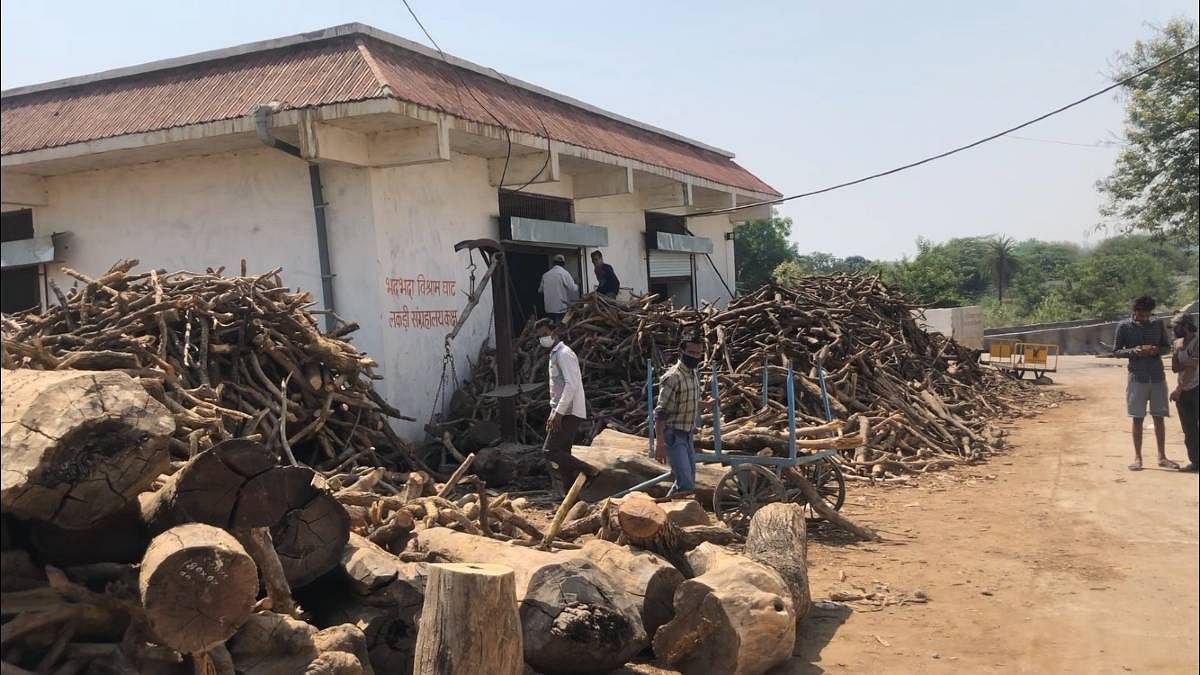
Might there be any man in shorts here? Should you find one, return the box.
[1113,295,1179,471]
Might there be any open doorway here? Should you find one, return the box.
[1,209,41,315]
[645,211,696,307]
[499,191,586,333]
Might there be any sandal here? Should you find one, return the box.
[1158,458,1180,470]
[1128,460,1143,471]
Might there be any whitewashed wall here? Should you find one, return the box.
[687,213,736,307]
[574,192,649,295]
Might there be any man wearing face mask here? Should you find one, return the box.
[535,318,593,492]
[1169,313,1198,472]
[654,332,704,498]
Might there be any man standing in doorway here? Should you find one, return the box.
[1113,296,1178,471]
[591,250,620,298]
[535,319,593,493]
[1169,313,1198,472]
[539,254,579,324]
[654,332,704,497]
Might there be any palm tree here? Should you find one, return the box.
[983,236,1018,302]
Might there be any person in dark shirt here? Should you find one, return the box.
[591,250,620,298]
[1112,295,1179,471]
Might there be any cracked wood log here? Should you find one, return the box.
[226,611,373,675]
[413,563,523,675]
[653,543,796,675]
[1,369,174,529]
[138,523,258,653]
[745,503,811,620]
[568,539,683,637]
[416,528,646,674]
[140,439,350,587]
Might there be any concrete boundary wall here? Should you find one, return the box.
[987,312,1200,355]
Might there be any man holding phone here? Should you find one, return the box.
[1113,296,1178,471]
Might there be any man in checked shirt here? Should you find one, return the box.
[654,332,705,498]
[1112,296,1179,471]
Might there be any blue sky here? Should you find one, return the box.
[2,1,1196,259]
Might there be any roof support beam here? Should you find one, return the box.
[692,186,735,211]
[369,119,450,166]
[572,166,633,200]
[489,147,560,187]
[0,172,48,207]
[729,194,772,222]
[640,181,693,211]
[298,112,369,166]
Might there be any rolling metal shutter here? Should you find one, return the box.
[648,251,692,278]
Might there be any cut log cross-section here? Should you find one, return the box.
[1,369,174,529]
[414,563,523,675]
[141,439,350,587]
[138,523,259,654]
[653,543,797,675]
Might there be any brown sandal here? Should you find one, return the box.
[1128,460,1143,471]
[1158,458,1180,470]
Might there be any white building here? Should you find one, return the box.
[1,23,779,437]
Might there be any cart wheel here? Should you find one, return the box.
[712,464,785,535]
[785,457,846,520]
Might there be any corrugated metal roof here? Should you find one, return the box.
[1,28,778,196]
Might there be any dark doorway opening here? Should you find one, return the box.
[645,211,696,307]
[499,191,583,333]
[1,209,41,315]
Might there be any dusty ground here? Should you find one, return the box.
[789,355,1199,674]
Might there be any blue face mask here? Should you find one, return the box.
[680,354,701,369]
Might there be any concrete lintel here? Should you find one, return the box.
[489,146,560,187]
[573,166,633,199]
[0,172,48,206]
[691,185,736,211]
[369,118,450,167]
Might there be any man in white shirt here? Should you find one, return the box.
[538,254,579,323]
[535,318,593,491]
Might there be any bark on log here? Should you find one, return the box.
[141,440,350,587]
[413,563,523,675]
[138,524,258,653]
[745,503,811,620]
[653,543,796,675]
[226,611,373,675]
[1,370,174,529]
[568,539,683,637]
[660,499,711,527]
[416,528,646,673]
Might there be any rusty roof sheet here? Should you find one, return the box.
[1,29,778,196]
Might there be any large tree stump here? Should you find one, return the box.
[141,439,350,588]
[653,543,796,675]
[138,523,258,653]
[1,369,174,529]
[414,563,523,675]
[745,503,811,620]
[569,539,683,637]
[416,528,646,674]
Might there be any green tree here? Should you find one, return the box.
[733,212,797,291]
[981,236,1018,301]
[883,237,990,306]
[1097,19,1199,243]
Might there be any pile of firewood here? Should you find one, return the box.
[0,260,418,472]
[436,276,1061,477]
[2,366,817,674]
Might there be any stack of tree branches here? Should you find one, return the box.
[436,275,1060,477]
[0,259,417,471]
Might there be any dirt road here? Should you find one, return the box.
[793,355,1199,674]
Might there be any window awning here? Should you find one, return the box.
[646,231,713,255]
[1,234,64,270]
[500,217,608,248]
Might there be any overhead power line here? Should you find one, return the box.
[694,43,1199,218]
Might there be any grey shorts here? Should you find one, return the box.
[1126,375,1169,418]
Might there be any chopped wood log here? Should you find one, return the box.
[226,611,372,675]
[653,543,796,675]
[573,433,724,503]
[141,440,350,587]
[745,503,811,620]
[234,527,295,616]
[785,467,880,542]
[139,524,258,653]
[539,473,586,551]
[1,370,174,529]
[660,499,711,527]
[416,528,646,673]
[569,539,683,636]
[413,563,522,675]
